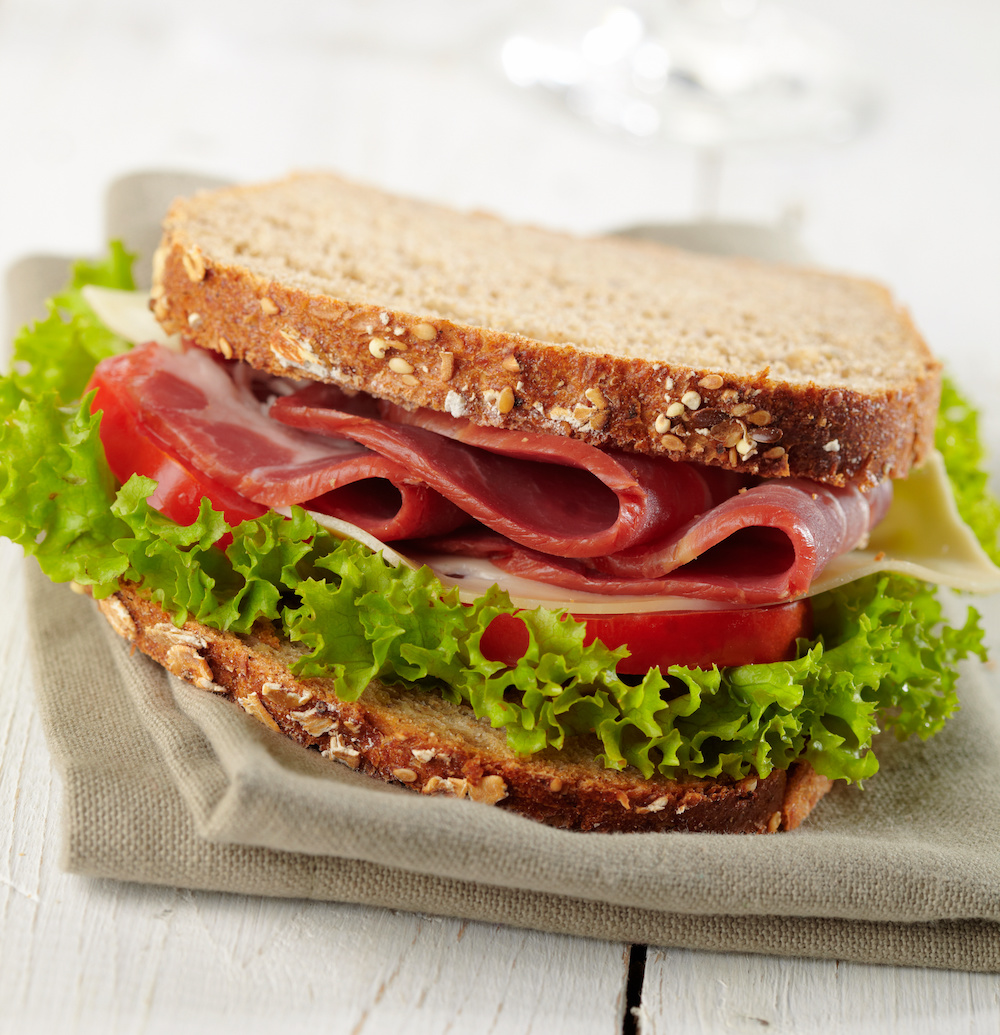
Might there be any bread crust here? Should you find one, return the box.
[150,175,941,489]
[96,584,832,834]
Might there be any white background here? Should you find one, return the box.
[1,0,998,1031]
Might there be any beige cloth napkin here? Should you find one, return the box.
[14,172,1000,973]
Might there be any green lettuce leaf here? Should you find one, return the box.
[937,377,1000,564]
[0,249,991,784]
[0,245,136,593]
[6,243,134,408]
[0,391,130,591]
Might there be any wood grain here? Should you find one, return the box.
[638,948,1000,1034]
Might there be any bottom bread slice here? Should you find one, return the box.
[95,583,834,834]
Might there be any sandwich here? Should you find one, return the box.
[3,172,999,834]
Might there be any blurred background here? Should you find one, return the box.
[0,0,996,396]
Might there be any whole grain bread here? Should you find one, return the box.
[95,584,832,834]
[151,172,940,488]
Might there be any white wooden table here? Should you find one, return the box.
[1,1,998,1030]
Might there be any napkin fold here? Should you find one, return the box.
[15,172,1000,973]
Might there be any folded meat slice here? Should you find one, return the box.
[598,477,892,578]
[96,344,465,540]
[98,342,891,604]
[415,477,892,604]
[271,383,740,558]
[274,384,890,603]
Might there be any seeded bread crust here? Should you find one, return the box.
[95,583,833,834]
[151,172,941,488]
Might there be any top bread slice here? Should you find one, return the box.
[151,172,941,487]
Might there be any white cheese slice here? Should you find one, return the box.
[403,552,735,613]
[809,450,1000,596]
[82,286,182,351]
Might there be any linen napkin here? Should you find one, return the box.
[14,172,1000,973]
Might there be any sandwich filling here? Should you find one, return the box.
[2,247,997,787]
[89,339,891,607]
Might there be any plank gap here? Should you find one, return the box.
[622,944,648,1035]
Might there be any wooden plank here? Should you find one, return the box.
[0,541,630,1035]
[638,947,1000,1034]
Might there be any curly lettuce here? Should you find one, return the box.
[0,246,136,589]
[0,248,991,783]
[937,377,1000,565]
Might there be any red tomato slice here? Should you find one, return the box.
[480,600,811,674]
[580,601,811,673]
[87,359,267,529]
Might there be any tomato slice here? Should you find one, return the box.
[480,600,811,674]
[580,601,811,673]
[87,357,267,528]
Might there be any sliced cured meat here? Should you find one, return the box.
[102,346,747,559]
[272,382,743,558]
[596,478,893,584]
[93,344,465,540]
[94,343,893,605]
[307,477,465,541]
[412,477,892,605]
